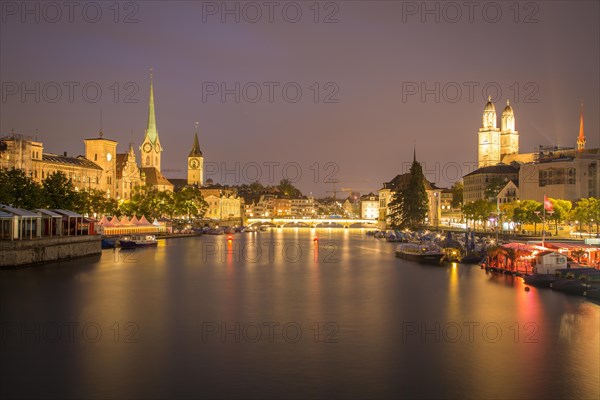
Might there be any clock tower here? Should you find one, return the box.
[140,70,162,171]
[187,122,203,186]
[84,130,117,197]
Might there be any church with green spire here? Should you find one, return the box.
[139,70,173,192]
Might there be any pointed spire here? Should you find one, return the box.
[577,100,585,152]
[145,68,158,144]
[413,142,417,163]
[189,121,203,157]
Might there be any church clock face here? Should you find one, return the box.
[189,159,199,169]
[143,143,152,153]
[155,144,160,153]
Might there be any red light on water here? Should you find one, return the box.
[313,236,318,242]
[228,235,233,240]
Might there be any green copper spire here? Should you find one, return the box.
[189,122,203,157]
[145,69,158,144]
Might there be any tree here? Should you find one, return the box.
[463,199,495,231]
[42,171,80,210]
[74,188,118,217]
[0,168,43,209]
[249,181,265,193]
[571,197,599,234]
[277,179,302,198]
[450,181,463,209]
[546,198,572,235]
[484,176,507,200]
[500,201,519,234]
[513,200,542,234]
[174,186,208,219]
[388,159,429,229]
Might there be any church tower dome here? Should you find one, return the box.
[502,100,513,116]
[501,100,515,132]
[482,96,497,129]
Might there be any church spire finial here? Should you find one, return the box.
[99,110,103,138]
[577,100,585,152]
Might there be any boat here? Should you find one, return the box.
[442,247,462,262]
[374,230,386,239]
[550,279,591,296]
[461,253,484,264]
[119,234,158,248]
[395,242,445,264]
[523,273,558,288]
[584,286,600,300]
[101,237,116,249]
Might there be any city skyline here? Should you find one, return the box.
[2,1,599,195]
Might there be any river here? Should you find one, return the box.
[1,229,598,399]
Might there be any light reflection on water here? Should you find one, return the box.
[0,230,598,399]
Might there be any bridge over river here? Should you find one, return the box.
[246,218,379,229]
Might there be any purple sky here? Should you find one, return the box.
[2,1,599,196]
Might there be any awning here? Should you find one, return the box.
[35,209,63,218]
[52,209,83,218]
[545,242,600,251]
[0,204,40,217]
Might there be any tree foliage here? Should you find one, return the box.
[0,168,43,209]
[462,199,495,228]
[388,160,429,229]
[119,185,207,220]
[571,197,600,231]
[42,171,80,210]
[450,181,463,209]
[277,179,302,198]
[484,176,508,200]
[512,200,542,226]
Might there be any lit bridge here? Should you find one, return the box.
[246,218,379,229]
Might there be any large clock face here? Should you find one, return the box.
[143,143,152,153]
[155,144,160,153]
[189,159,199,169]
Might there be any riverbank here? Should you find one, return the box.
[0,235,101,269]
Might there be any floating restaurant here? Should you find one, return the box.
[483,241,600,275]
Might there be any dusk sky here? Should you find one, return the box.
[2,1,599,196]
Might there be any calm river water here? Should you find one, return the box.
[1,229,599,399]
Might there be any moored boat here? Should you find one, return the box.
[550,279,591,296]
[101,238,116,249]
[523,273,558,288]
[119,234,158,248]
[396,243,445,264]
